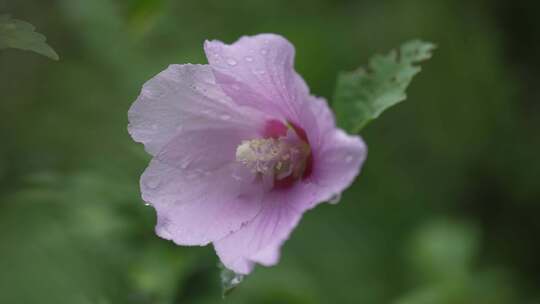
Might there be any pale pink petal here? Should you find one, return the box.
[128,64,264,155]
[130,64,270,246]
[204,34,308,122]
[294,95,336,151]
[155,125,254,172]
[213,183,314,274]
[293,93,365,206]
[310,129,367,204]
[141,145,264,246]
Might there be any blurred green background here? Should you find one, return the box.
[1,0,539,303]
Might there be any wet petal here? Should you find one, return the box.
[294,95,336,151]
[204,34,308,122]
[213,183,314,274]
[310,129,367,204]
[142,154,263,246]
[128,64,264,155]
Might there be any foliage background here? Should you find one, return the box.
[1,0,539,303]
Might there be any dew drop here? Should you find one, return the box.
[220,266,245,296]
[232,172,243,181]
[142,88,163,98]
[231,274,243,284]
[328,193,342,205]
[220,114,231,121]
[260,48,268,55]
[180,159,191,169]
[244,56,253,62]
[345,155,354,163]
[144,202,151,207]
[226,58,238,66]
[252,68,266,75]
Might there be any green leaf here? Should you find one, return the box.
[0,14,59,60]
[333,40,435,133]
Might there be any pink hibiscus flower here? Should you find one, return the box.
[128,33,367,274]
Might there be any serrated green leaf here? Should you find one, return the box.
[0,14,59,60]
[333,40,435,133]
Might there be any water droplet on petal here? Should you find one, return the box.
[244,56,253,62]
[226,58,237,66]
[252,68,266,75]
[144,202,151,206]
[260,48,268,55]
[232,172,243,181]
[220,114,231,120]
[328,193,342,205]
[345,155,354,163]
[142,88,162,98]
[180,159,191,169]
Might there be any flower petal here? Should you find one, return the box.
[131,64,271,246]
[128,64,264,155]
[141,153,264,246]
[311,129,367,203]
[213,184,314,274]
[295,95,336,151]
[293,93,366,206]
[155,125,254,172]
[204,34,308,122]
